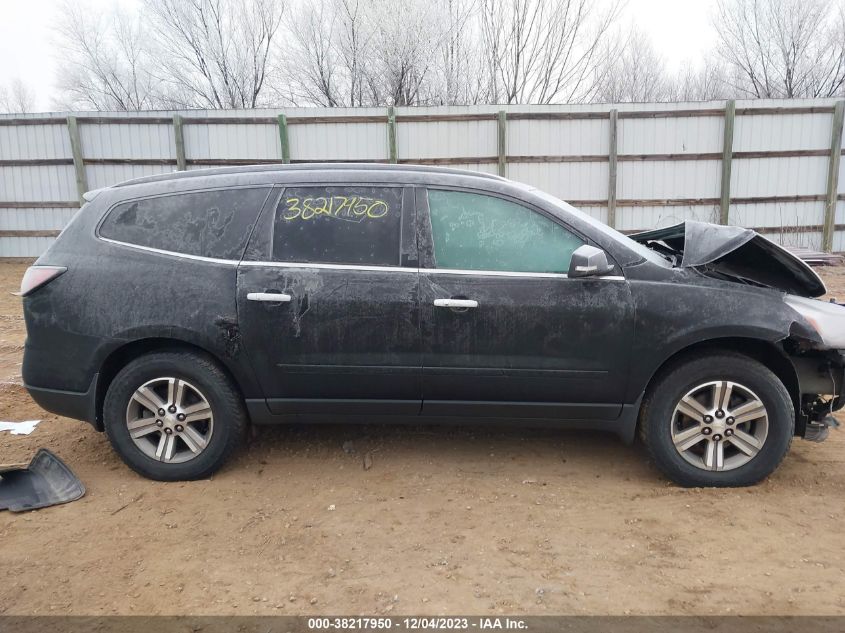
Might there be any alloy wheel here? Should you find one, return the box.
[125,377,214,464]
[670,380,768,472]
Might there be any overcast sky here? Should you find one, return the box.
[0,0,720,112]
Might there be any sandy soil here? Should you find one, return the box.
[1,261,845,616]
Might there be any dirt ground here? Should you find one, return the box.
[2,261,845,617]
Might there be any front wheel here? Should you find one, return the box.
[103,351,247,481]
[639,353,794,487]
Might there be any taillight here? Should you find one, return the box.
[18,266,67,297]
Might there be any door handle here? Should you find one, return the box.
[247,292,292,302]
[434,298,478,309]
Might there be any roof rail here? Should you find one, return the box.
[112,162,508,188]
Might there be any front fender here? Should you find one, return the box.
[625,278,802,402]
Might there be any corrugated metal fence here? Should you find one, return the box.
[1,99,844,258]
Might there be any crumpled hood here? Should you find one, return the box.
[631,221,826,298]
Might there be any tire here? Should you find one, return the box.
[103,350,247,481]
[639,353,793,487]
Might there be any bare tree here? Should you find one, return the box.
[714,0,845,98]
[670,59,733,101]
[142,0,285,108]
[280,0,485,107]
[52,0,845,112]
[276,0,375,106]
[596,28,672,103]
[335,0,376,106]
[366,0,447,105]
[479,0,624,104]
[0,78,36,113]
[427,0,493,104]
[280,0,344,106]
[54,1,160,110]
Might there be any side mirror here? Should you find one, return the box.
[568,245,614,278]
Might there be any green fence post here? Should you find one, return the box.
[66,115,88,204]
[497,111,507,177]
[607,109,618,228]
[822,101,844,252]
[173,114,187,171]
[719,100,736,225]
[278,114,291,164]
[387,107,397,164]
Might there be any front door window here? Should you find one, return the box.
[427,189,584,273]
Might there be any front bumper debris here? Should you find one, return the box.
[803,413,840,443]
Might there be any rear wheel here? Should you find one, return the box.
[639,353,793,487]
[104,351,247,480]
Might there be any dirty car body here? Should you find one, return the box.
[19,164,845,486]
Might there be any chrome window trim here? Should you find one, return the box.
[97,236,240,265]
[424,268,625,281]
[240,260,418,274]
[94,184,275,264]
[425,267,568,279]
[96,237,625,281]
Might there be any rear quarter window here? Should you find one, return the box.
[99,187,271,260]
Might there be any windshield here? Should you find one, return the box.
[528,189,671,267]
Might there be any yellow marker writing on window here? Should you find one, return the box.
[283,196,389,222]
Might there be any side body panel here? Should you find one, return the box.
[415,186,635,420]
[418,272,634,418]
[622,263,806,403]
[22,178,276,425]
[236,184,422,415]
[236,265,421,414]
[20,166,821,442]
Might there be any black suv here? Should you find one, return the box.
[20,164,845,486]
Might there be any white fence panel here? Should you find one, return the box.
[0,122,71,160]
[734,113,832,152]
[508,162,608,203]
[507,118,609,156]
[0,98,843,257]
[185,123,280,161]
[618,160,722,200]
[398,120,496,160]
[290,122,385,161]
[620,205,720,232]
[0,165,77,202]
[0,236,55,257]
[731,157,830,197]
[80,123,175,160]
[86,164,175,191]
[0,207,77,230]
[618,116,724,155]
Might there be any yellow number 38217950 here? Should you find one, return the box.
[282,195,389,222]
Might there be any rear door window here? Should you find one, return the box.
[99,187,271,260]
[426,189,584,273]
[272,186,403,266]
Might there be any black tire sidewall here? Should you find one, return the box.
[104,352,244,480]
[644,355,793,487]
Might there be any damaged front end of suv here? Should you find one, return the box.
[632,220,844,443]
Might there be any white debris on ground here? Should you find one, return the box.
[0,420,41,435]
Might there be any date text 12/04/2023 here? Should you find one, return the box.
[307,617,529,630]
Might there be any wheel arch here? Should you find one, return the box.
[636,336,799,432]
[94,337,248,431]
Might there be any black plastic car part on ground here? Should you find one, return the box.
[18,163,845,486]
[0,449,85,512]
